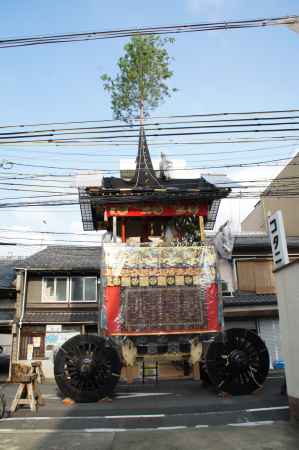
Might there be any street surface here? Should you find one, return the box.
[0,372,298,450]
[0,372,288,430]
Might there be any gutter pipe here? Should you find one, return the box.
[16,268,28,362]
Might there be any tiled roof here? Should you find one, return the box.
[0,260,16,288]
[19,246,102,270]
[23,310,98,323]
[223,293,277,307]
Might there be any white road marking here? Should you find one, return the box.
[41,393,172,401]
[245,406,289,412]
[117,393,172,399]
[4,417,54,421]
[195,425,209,428]
[84,428,126,432]
[42,395,60,400]
[105,414,165,419]
[3,414,165,421]
[0,429,125,433]
[0,427,191,433]
[2,405,289,422]
[229,421,274,427]
[0,429,73,433]
[41,392,173,401]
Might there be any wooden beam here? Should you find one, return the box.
[112,216,117,242]
[121,219,126,243]
[199,216,205,242]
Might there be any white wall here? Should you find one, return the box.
[0,334,12,355]
[217,259,234,292]
[275,261,299,401]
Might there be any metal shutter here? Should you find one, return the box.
[258,318,282,369]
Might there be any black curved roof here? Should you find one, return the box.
[79,127,231,230]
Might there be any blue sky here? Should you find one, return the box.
[1,0,299,125]
[0,1,299,255]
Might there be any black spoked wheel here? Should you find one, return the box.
[0,390,6,419]
[205,328,270,395]
[54,335,122,403]
[200,363,212,385]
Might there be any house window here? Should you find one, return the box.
[19,327,45,360]
[42,277,68,302]
[70,277,97,302]
[42,276,97,302]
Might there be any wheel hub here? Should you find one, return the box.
[80,357,93,375]
[229,349,249,370]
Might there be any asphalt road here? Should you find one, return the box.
[0,372,288,431]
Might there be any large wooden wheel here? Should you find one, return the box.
[54,335,122,403]
[206,328,269,395]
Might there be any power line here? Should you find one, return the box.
[2,116,299,140]
[0,113,299,137]
[0,235,102,244]
[2,127,299,146]
[0,243,102,250]
[0,191,297,210]
[2,171,299,200]
[1,188,299,210]
[4,155,293,172]
[0,142,296,160]
[0,181,75,189]
[0,228,98,236]
[0,145,295,172]
[2,108,299,130]
[0,187,74,195]
[0,151,296,181]
[0,15,297,49]
[2,135,299,148]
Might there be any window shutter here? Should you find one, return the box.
[255,261,276,294]
[237,261,256,292]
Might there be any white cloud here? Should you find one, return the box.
[0,206,101,259]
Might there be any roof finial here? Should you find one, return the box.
[131,126,161,188]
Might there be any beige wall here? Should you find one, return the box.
[263,198,299,236]
[242,197,299,235]
[242,153,299,236]
[241,203,265,232]
[26,275,42,304]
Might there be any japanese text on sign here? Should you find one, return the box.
[268,210,289,269]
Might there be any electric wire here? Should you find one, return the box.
[0,15,297,49]
[1,108,299,130]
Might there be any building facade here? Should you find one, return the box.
[10,235,299,378]
[0,259,17,380]
[11,246,101,380]
[221,234,299,368]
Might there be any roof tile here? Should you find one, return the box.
[223,292,277,307]
[23,310,98,323]
[19,246,102,270]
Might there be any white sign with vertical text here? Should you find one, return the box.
[268,210,289,269]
